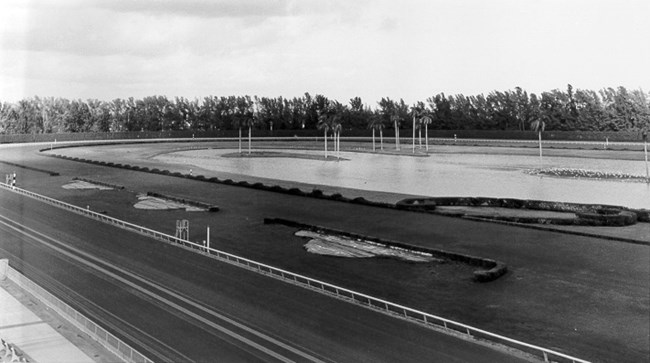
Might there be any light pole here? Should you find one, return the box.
[643,130,648,183]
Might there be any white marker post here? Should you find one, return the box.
[643,131,648,183]
[206,226,210,252]
[412,115,416,154]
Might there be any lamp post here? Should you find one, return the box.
[643,130,648,183]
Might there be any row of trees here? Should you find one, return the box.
[1,86,648,136]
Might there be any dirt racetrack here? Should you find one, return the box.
[2,139,649,363]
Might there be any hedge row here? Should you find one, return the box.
[146,191,219,212]
[72,177,125,189]
[0,160,60,176]
[263,217,508,283]
[6,129,647,144]
[396,197,646,226]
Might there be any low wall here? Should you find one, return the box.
[396,197,643,226]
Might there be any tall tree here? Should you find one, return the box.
[317,106,332,158]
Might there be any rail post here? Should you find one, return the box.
[206,226,210,252]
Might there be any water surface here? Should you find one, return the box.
[154,148,650,209]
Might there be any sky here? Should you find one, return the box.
[1,0,649,105]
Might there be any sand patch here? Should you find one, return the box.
[62,180,113,190]
[134,194,206,211]
[296,230,441,262]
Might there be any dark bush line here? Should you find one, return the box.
[0,160,60,176]
[145,192,219,212]
[13,129,650,145]
[397,197,646,226]
[263,217,508,283]
[72,177,124,189]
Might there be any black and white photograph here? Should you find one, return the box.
[0,1,648,362]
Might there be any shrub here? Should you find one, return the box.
[474,262,508,282]
[311,189,323,197]
[284,188,300,195]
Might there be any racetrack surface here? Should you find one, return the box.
[0,189,528,363]
[1,140,648,363]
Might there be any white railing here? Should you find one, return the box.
[0,182,590,363]
[2,261,153,363]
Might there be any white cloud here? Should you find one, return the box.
[1,0,649,103]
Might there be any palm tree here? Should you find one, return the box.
[245,113,256,155]
[317,109,332,159]
[332,122,342,159]
[420,114,432,151]
[367,114,384,152]
[233,116,244,154]
[411,112,417,153]
[531,118,546,161]
[391,114,401,151]
[379,121,385,151]
[233,97,253,155]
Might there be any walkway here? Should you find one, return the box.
[0,279,114,363]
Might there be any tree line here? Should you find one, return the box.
[0,85,648,135]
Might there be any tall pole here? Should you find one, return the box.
[337,130,340,160]
[238,127,242,154]
[641,130,650,184]
[324,129,328,158]
[425,125,429,151]
[643,140,650,183]
[412,115,416,153]
[538,131,543,162]
[248,126,252,155]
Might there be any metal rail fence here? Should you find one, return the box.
[0,182,590,363]
[2,261,153,363]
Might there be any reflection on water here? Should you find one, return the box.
[155,149,650,209]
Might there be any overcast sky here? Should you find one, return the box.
[1,0,648,105]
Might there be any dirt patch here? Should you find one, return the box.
[296,230,442,262]
[134,193,207,211]
[62,180,113,190]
